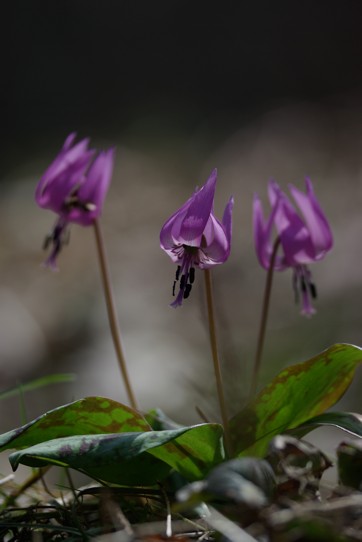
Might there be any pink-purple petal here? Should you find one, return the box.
[70,148,115,225]
[253,193,286,270]
[160,205,190,250]
[275,198,315,265]
[178,169,217,245]
[289,178,333,258]
[62,132,78,150]
[41,138,92,187]
[199,214,229,267]
[35,138,95,213]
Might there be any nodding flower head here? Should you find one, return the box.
[160,169,233,307]
[253,178,333,316]
[36,133,114,269]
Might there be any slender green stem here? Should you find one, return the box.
[93,219,139,410]
[250,237,281,398]
[204,269,231,456]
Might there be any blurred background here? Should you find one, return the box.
[1,1,362,478]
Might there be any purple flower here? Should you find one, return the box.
[253,178,333,315]
[36,133,114,269]
[160,169,233,307]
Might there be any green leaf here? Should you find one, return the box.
[230,344,362,457]
[288,412,362,439]
[0,374,76,400]
[0,397,151,452]
[149,423,225,479]
[9,424,224,485]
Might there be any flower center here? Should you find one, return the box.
[63,184,96,213]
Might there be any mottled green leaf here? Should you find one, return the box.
[9,424,224,485]
[149,422,225,479]
[144,410,225,479]
[288,412,362,439]
[230,344,362,456]
[0,397,151,452]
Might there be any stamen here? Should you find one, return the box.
[300,276,307,292]
[183,283,192,299]
[170,248,198,307]
[83,202,96,211]
[42,219,69,270]
[309,282,317,299]
[292,265,317,316]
